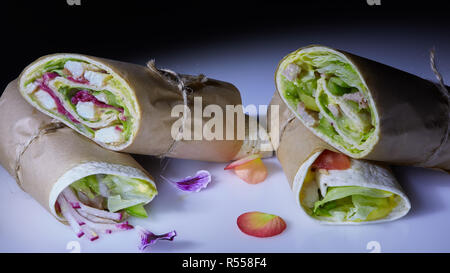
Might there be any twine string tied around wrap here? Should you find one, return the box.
[146,60,208,173]
[424,48,450,166]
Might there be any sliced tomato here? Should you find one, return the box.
[312,150,351,170]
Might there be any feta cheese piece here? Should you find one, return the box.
[94,93,108,104]
[35,89,57,109]
[84,71,109,87]
[297,102,317,127]
[25,82,39,94]
[94,126,123,143]
[281,63,301,81]
[76,101,96,120]
[64,61,85,78]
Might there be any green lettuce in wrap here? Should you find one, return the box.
[19,54,272,162]
[55,172,157,241]
[312,186,397,222]
[270,91,411,224]
[277,48,377,156]
[20,57,137,149]
[275,45,450,170]
[68,174,157,218]
[298,150,409,224]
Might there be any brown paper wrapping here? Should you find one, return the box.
[275,45,450,170]
[269,92,411,224]
[19,54,259,162]
[0,80,153,217]
[269,92,334,189]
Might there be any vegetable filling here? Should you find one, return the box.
[56,174,157,240]
[300,150,398,222]
[23,58,135,146]
[278,50,377,154]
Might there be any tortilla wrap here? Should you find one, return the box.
[18,54,271,162]
[0,80,156,221]
[269,92,410,224]
[275,45,449,170]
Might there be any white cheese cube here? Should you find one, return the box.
[64,61,85,78]
[94,126,123,143]
[84,70,109,87]
[76,101,96,120]
[35,89,57,109]
[94,93,108,104]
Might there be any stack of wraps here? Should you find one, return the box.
[0,80,158,240]
[270,92,411,224]
[18,54,271,162]
[275,45,449,170]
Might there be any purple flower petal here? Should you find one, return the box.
[137,226,177,251]
[162,170,211,192]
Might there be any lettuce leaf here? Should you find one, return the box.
[125,204,148,218]
[326,77,357,96]
[317,116,337,137]
[279,50,377,156]
[282,78,300,105]
[70,178,96,200]
[100,175,157,213]
[107,195,146,213]
[69,174,156,215]
[313,186,396,222]
[70,175,101,200]
[281,75,319,111]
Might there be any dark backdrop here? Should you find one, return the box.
[2,0,450,92]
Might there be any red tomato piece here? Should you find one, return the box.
[312,150,351,170]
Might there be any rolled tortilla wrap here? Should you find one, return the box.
[0,80,157,239]
[275,45,449,169]
[18,54,271,162]
[269,92,410,224]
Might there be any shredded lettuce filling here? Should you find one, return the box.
[312,186,397,222]
[70,174,157,218]
[279,50,376,154]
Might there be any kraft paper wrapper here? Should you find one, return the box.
[0,80,154,219]
[269,92,410,224]
[275,45,450,170]
[19,54,270,162]
[269,92,333,188]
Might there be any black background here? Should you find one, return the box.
[2,0,450,92]
[0,253,448,271]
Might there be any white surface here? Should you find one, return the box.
[0,157,449,253]
[1,22,450,252]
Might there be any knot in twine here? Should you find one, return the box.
[424,48,450,166]
[146,60,208,172]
